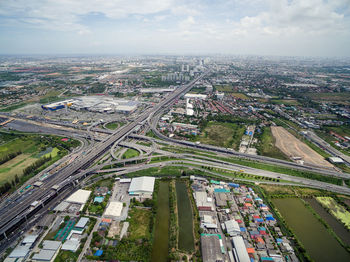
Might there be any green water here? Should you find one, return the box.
[151,181,170,262]
[306,198,350,246]
[273,198,350,262]
[176,181,194,252]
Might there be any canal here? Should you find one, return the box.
[273,198,350,262]
[305,198,350,246]
[176,181,194,252]
[151,181,170,262]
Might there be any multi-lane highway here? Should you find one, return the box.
[0,71,209,242]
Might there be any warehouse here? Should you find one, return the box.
[128,176,155,196]
[224,220,241,236]
[194,191,213,211]
[61,240,80,252]
[75,217,89,229]
[104,201,123,218]
[32,250,56,261]
[42,96,138,114]
[201,234,224,262]
[184,93,207,99]
[65,189,91,205]
[231,236,250,262]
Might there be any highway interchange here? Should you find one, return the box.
[0,69,350,253]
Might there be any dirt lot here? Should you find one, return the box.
[271,126,333,168]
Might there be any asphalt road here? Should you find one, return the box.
[0,71,209,241]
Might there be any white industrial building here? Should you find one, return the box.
[65,189,91,205]
[184,93,207,100]
[42,96,138,114]
[223,220,240,236]
[128,176,155,196]
[231,236,250,262]
[329,157,344,164]
[104,201,123,218]
[61,240,80,252]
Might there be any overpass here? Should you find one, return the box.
[0,70,209,242]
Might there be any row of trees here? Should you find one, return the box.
[23,155,51,176]
[0,155,52,197]
[0,151,21,165]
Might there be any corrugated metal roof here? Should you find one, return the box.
[9,246,30,258]
[66,189,91,204]
[42,240,61,251]
[231,236,250,262]
[104,201,123,217]
[75,217,89,228]
[61,240,80,252]
[22,234,39,244]
[32,250,55,261]
[128,176,155,194]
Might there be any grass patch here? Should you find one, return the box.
[316,197,350,230]
[127,208,152,240]
[122,149,140,159]
[270,99,300,106]
[105,122,124,130]
[213,155,343,185]
[54,250,79,262]
[256,126,289,160]
[196,121,245,149]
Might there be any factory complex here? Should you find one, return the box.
[41,96,138,114]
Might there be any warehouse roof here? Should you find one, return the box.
[61,240,80,252]
[128,176,155,194]
[225,220,240,236]
[53,201,70,212]
[32,250,56,261]
[42,240,61,251]
[75,217,89,228]
[9,246,30,258]
[66,189,91,204]
[104,201,123,217]
[231,236,250,262]
[22,234,39,244]
[200,234,224,262]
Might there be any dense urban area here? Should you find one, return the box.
[0,55,350,262]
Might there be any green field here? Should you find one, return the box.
[0,132,78,193]
[128,208,152,240]
[0,154,38,183]
[256,126,289,160]
[305,92,350,105]
[54,250,79,262]
[105,122,123,130]
[196,121,245,149]
[270,99,300,105]
[231,92,249,100]
[316,197,350,230]
[122,148,140,159]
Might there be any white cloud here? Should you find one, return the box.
[0,0,174,32]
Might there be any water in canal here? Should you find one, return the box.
[176,181,194,252]
[273,198,350,262]
[305,198,350,246]
[151,181,170,262]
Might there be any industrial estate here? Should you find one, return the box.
[0,55,350,262]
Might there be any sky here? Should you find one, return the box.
[0,0,349,56]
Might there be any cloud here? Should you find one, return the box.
[0,0,349,56]
[0,0,174,32]
[230,0,349,36]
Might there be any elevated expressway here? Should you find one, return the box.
[0,71,209,244]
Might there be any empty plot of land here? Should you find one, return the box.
[0,154,37,183]
[271,126,333,168]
